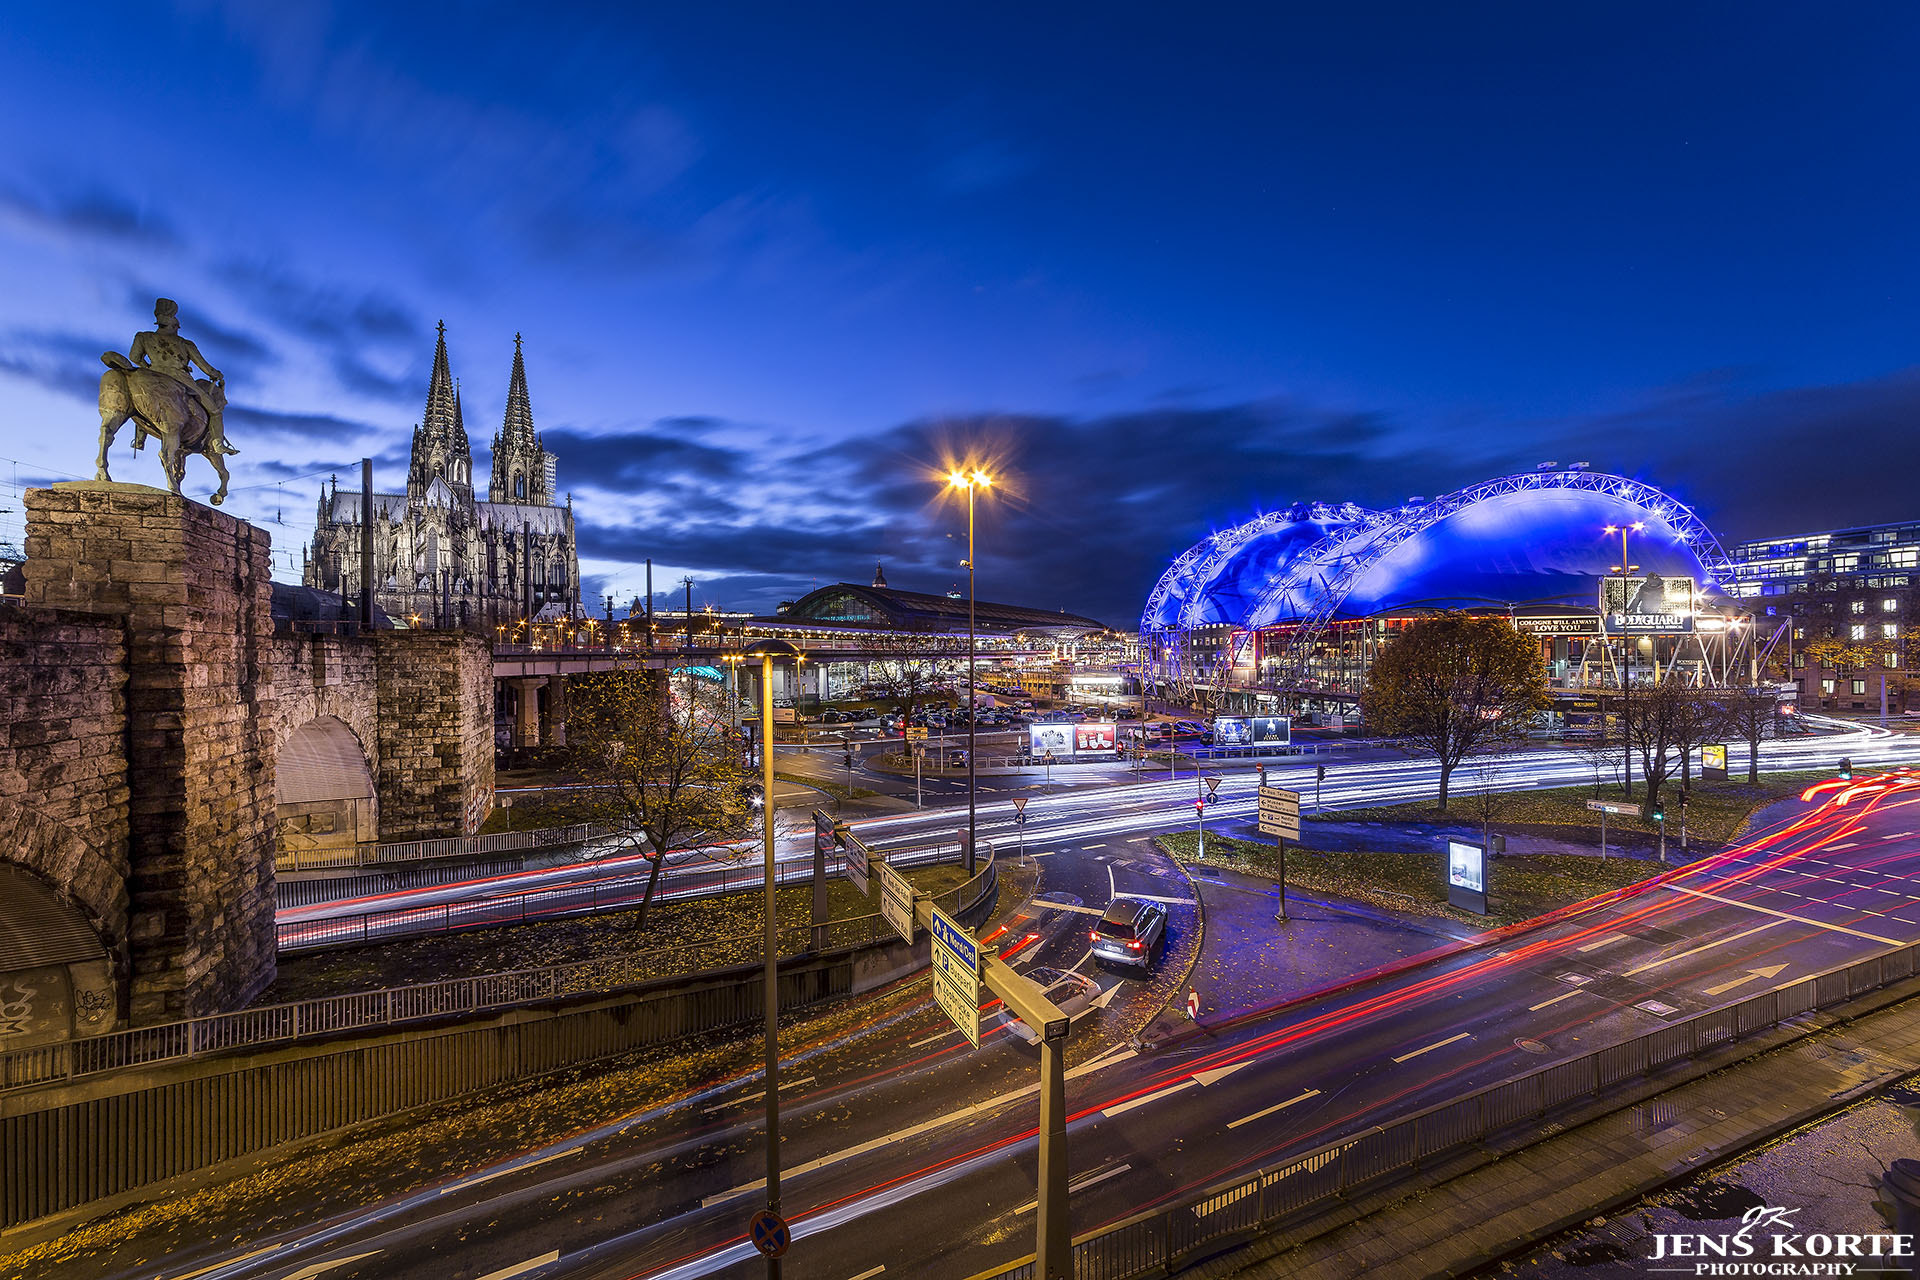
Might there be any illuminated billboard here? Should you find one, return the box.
[1213,716,1291,748]
[1600,576,1696,634]
[1446,839,1489,914]
[1075,723,1117,753]
[1029,723,1073,757]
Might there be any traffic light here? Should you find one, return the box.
[843,750,854,768]
[1193,800,1205,816]
[1650,800,1665,824]
[1839,756,1853,781]
[1316,764,1327,783]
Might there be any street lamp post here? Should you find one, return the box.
[1604,522,1644,798]
[947,468,992,876]
[747,638,800,1279]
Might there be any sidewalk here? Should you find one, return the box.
[1191,969,1920,1279]
[1138,867,1478,1047]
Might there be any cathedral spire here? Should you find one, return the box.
[410,320,473,500]
[501,332,535,447]
[424,320,456,437]
[490,331,551,504]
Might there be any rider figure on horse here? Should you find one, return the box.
[128,297,239,456]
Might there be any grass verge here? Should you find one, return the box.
[1158,831,1659,930]
[1311,769,1829,845]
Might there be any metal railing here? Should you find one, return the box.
[275,840,967,952]
[1,841,998,1097]
[972,940,1920,1280]
[275,821,615,873]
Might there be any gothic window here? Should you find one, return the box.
[515,471,526,499]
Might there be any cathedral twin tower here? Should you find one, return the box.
[305,324,581,629]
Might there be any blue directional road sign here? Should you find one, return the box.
[930,904,982,1047]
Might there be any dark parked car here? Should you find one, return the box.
[1090,897,1168,972]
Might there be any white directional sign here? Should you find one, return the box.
[1585,799,1639,817]
[1257,785,1301,839]
[930,905,982,1048]
[878,860,916,944]
[843,829,872,896]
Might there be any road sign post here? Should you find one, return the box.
[1585,798,1637,859]
[1258,785,1300,921]
[1013,795,1028,865]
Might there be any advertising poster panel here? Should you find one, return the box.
[1601,576,1696,633]
[1446,839,1489,914]
[1029,722,1073,758]
[1075,723,1117,754]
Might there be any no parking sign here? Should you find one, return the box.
[749,1208,790,1258]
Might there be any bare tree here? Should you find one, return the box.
[1569,714,1628,797]
[565,670,755,929]
[1620,674,1713,816]
[1359,612,1549,811]
[1715,685,1779,785]
[859,621,959,724]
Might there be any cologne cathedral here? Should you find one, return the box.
[305,324,580,628]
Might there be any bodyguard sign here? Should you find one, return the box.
[930,905,982,1048]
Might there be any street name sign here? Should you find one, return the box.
[930,905,982,1048]
[878,860,916,943]
[1257,785,1301,839]
[1586,799,1639,816]
[843,828,872,895]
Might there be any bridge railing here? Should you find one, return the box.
[275,821,616,873]
[0,838,999,1096]
[968,939,1920,1280]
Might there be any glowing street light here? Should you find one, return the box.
[946,467,992,875]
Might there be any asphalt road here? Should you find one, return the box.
[126,763,1920,1280]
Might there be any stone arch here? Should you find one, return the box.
[0,796,126,965]
[0,863,118,1045]
[273,716,378,856]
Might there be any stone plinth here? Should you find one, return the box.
[373,632,495,839]
[21,482,276,1021]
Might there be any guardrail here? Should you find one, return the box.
[3,840,1000,1097]
[275,839,968,952]
[972,940,1920,1280]
[276,821,616,873]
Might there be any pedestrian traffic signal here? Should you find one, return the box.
[1839,756,1853,781]
[843,750,854,768]
[1650,801,1665,824]
[1316,764,1327,783]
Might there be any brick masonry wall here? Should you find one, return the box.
[373,632,495,839]
[21,483,276,1022]
[0,606,131,976]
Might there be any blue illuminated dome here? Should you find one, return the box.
[1143,471,1734,633]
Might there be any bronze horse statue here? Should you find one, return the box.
[94,353,231,505]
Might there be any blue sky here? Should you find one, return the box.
[2,3,1917,624]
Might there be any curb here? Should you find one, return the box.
[1125,837,1209,1050]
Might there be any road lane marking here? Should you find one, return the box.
[701,1048,1136,1206]
[1575,932,1632,953]
[848,1269,887,1280]
[703,1077,816,1114]
[908,1029,955,1048]
[443,1148,577,1194]
[1623,921,1782,975]
[1082,843,1108,849]
[280,1255,383,1280]
[1103,1079,1197,1117]
[165,1247,281,1280]
[1528,991,1581,1011]
[1228,1089,1322,1130]
[1015,1163,1132,1214]
[1192,1060,1253,1087]
[1392,1033,1470,1064]
[478,1254,561,1280]
[1704,964,1789,996]
[1124,893,1198,905]
[1033,900,1105,916]
[1661,884,1901,944]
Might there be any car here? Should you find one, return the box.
[1090,897,1169,972]
[1172,719,1208,736]
[997,967,1101,1043]
[947,748,970,767]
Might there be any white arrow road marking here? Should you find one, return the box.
[1623,921,1782,975]
[1228,1089,1322,1130]
[1090,983,1122,1010]
[477,1253,560,1280]
[1662,884,1900,944]
[1703,964,1790,996]
[1015,1163,1132,1214]
[1191,1059,1253,1087]
[278,1253,383,1280]
[1392,1033,1470,1064]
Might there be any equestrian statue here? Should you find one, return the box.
[95,297,240,504]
